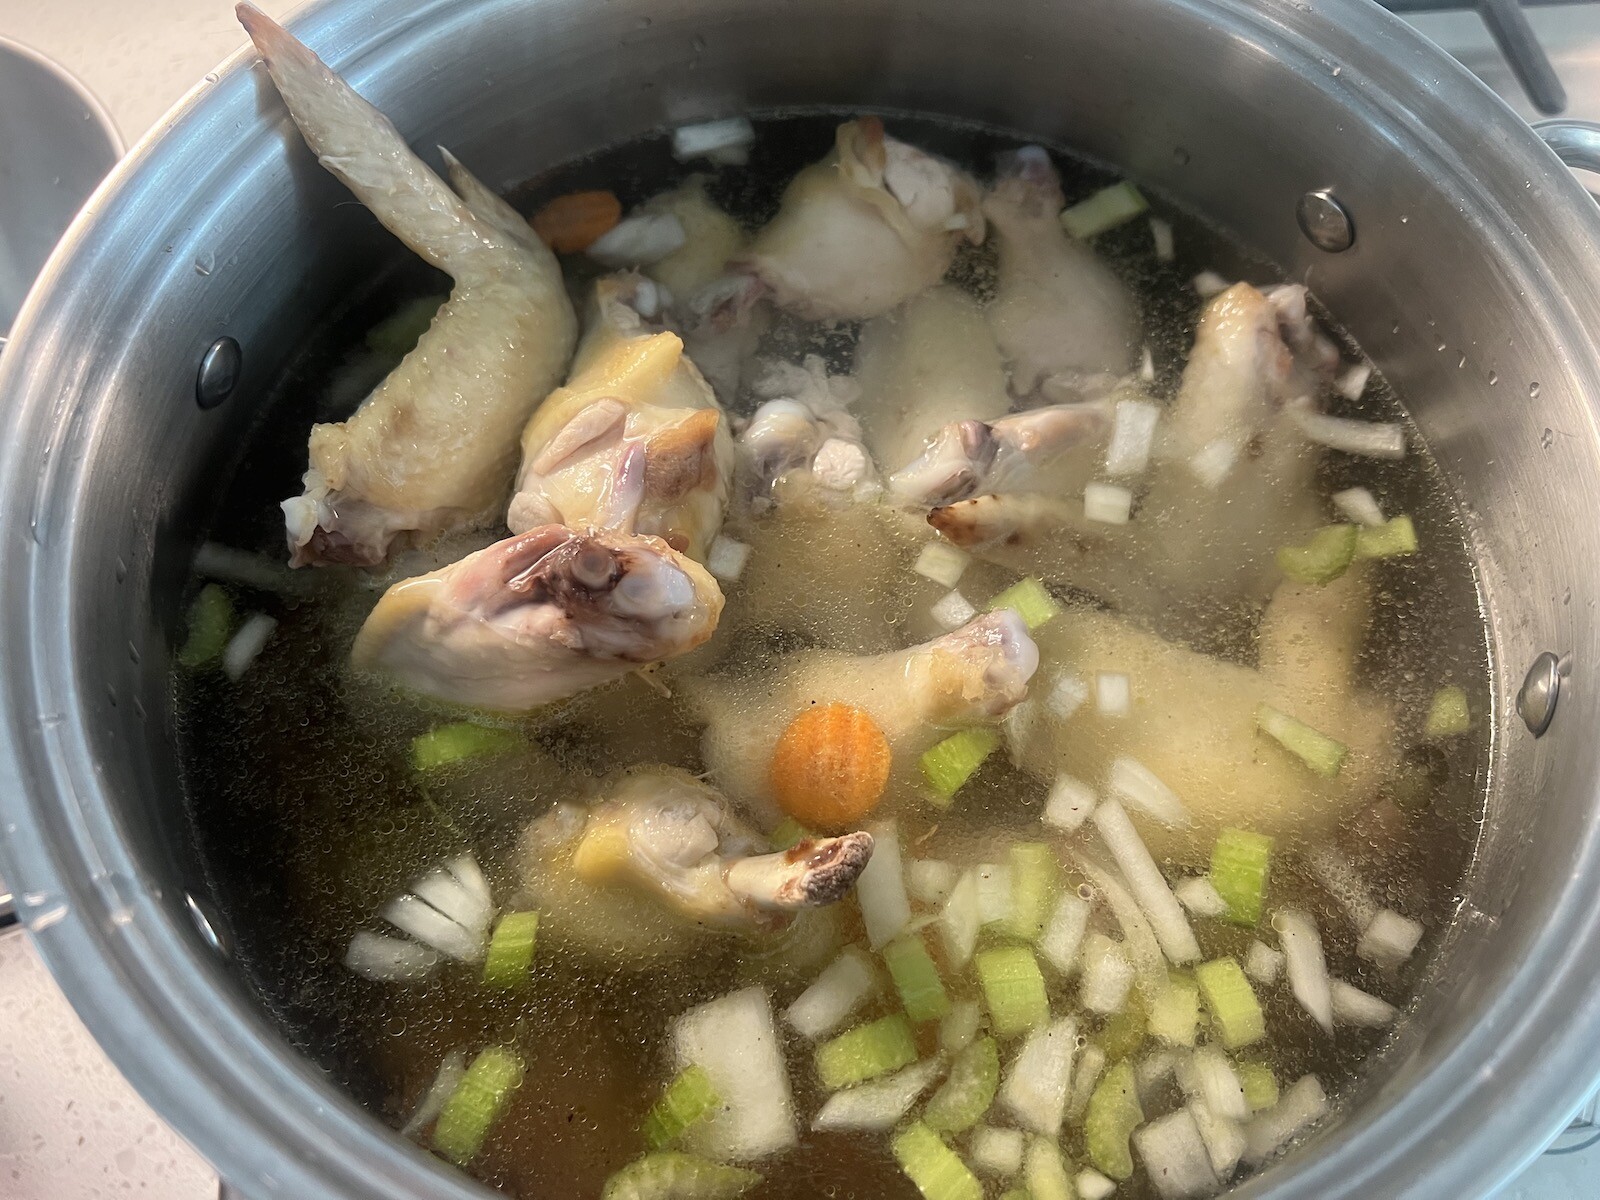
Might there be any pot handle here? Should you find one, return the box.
[1533,119,1600,175]
[0,885,16,937]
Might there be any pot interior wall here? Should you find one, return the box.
[14,0,1600,1197]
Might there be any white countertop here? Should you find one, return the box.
[0,2,1596,1198]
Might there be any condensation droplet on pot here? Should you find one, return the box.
[193,252,214,277]
[1530,381,1542,398]
[1391,323,1401,335]
[1542,427,1554,449]
[1488,371,1499,386]
[691,34,707,52]
[1173,146,1190,166]
[127,641,140,664]
[132,696,145,721]
[204,72,219,83]
[105,683,117,708]
[636,15,652,27]
[1457,355,1467,369]
[1399,214,1409,224]
[1436,341,1447,353]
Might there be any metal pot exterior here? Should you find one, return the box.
[2,2,1599,1198]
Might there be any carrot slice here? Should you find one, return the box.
[530,190,623,254]
[769,703,892,831]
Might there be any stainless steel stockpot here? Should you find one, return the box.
[3,1,1600,1197]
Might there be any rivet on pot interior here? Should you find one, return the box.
[1516,650,1567,737]
[195,336,242,410]
[185,892,232,957]
[1297,189,1355,253]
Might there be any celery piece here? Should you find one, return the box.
[641,1065,721,1151]
[1276,524,1358,585]
[1098,990,1147,1063]
[178,584,234,669]
[921,728,1000,806]
[432,1045,524,1164]
[412,721,525,772]
[1424,686,1470,739]
[1061,182,1150,241]
[482,912,538,988]
[1210,827,1274,927]
[1195,958,1266,1050]
[602,1151,761,1200]
[770,817,810,850]
[1024,1135,1076,1200]
[1256,704,1348,779]
[1084,1059,1144,1181]
[924,1036,1000,1133]
[1002,842,1060,943]
[1237,1061,1280,1112]
[816,1014,917,1090]
[1354,514,1418,560]
[1147,972,1200,1048]
[988,577,1062,630]
[974,945,1050,1037]
[366,294,445,359]
[884,933,952,1023]
[892,1122,983,1200]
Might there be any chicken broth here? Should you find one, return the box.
[177,38,1489,1200]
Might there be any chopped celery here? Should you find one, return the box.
[1424,686,1470,739]
[1147,972,1200,1047]
[1024,1135,1076,1200]
[770,817,811,850]
[921,728,1000,805]
[924,1036,1000,1133]
[816,1014,917,1089]
[1255,704,1348,779]
[1098,989,1147,1063]
[988,576,1063,630]
[1084,1059,1144,1181]
[412,721,525,772]
[884,933,952,1023]
[1061,181,1150,240]
[481,912,538,988]
[602,1151,761,1200]
[974,945,1051,1037]
[177,584,234,668]
[1210,827,1274,926]
[1276,524,1358,585]
[642,1066,721,1150]
[1002,842,1060,943]
[432,1045,524,1164]
[1237,1061,1280,1112]
[366,294,445,358]
[1195,958,1266,1050]
[1354,514,1418,560]
[892,1122,983,1200]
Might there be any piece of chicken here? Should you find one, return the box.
[515,769,873,959]
[507,275,733,561]
[690,611,1039,826]
[735,356,878,512]
[238,6,577,568]
[720,119,984,322]
[984,147,1139,401]
[1006,579,1393,860]
[350,525,723,711]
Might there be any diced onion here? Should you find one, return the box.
[411,868,493,941]
[1273,909,1334,1033]
[1105,398,1161,476]
[1038,891,1092,976]
[1149,216,1175,263]
[931,590,978,630]
[1291,405,1406,459]
[1079,932,1137,1014]
[1139,346,1157,384]
[856,821,911,949]
[1178,1047,1250,1122]
[400,1048,467,1136]
[1093,801,1202,965]
[195,542,312,596]
[706,535,752,582]
[1188,1099,1247,1178]
[1000,1016,1079,1135]
[447,855,494,912]
[1045,672,1089,720]
[1243,1075,1328,1165]
[1084,482,1133,525]
[674,987,798,1161]
[382,894,485,963]
[588,212,688,268]
[1356,908,1424,971]
[907,859,960,905]
[975,863,1014,927]
[344,929,439,982]
[1073,857,1169,1000]
[1303,845,1379,933]
[1133,1108,1220,1199]
[812,1059,944,1132]
[1331,485,1385,527]
[1331,979,1399,1027]
[1043,774,1097,833]
[672,117,756,162]
[1192,270,1231,297]
[1173,876,1226,918]
[1188,434,1242,488]
[938,870,982,969]
[1066,1044,1107,1122]
[970,1125,1025,1177]
[1335,362,1373,401]
[1245,939,1285,985]
[222,613,277,681]
[914,541,970,588]
[1095,672,1131,717]
[1135,1050,1181,1107]
[1107,757,1191,828]
[939,998,982,1055]
[786,946,877,1040]
[1076,1168,1118,1200]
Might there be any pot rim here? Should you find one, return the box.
[1,2,1598,1198]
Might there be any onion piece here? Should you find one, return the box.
[1066,1044,1107,1122]
[856,821,911,949]
[907,860,959,906]
[1093,800,1202,964]
[914,541,970,588]
[706,535,752,582]
[999,1016,1079,1135]
[938,870,981,970]
[1302,845,1379,933]
[930,590,978,630]
[1331,486,1385,528]
[222,613,277,682]
[1084,482,1134,525]
[811,1059,944,1132]
[587,212,688,268]
[1072,856,1169,1000]
[1106,398,1161,476]
[1335,361,1372,401]
[1245,939,1285,985]
[971,1125,1025,1177]
[1188,1100,1246,1178]
[1076,1167,1118,1200]
[382,895,485,963]
[1178,1047,1250,1122]
[674,986,797,1161]
[446,855,493,910]
[1108,757,1191,828]
[939,998,982,1055]
[1095,672,1131,717]
[411,868,493,940]
[1243,1075,1328,1165]
[194,542,313,596]
[975,863,1013,927]
[1189,434,1242,488]
[1078,932,1137,1015]
[672,116,756,163]
[1139,346,1157,384]
[1330,979,1399,1027]
[1133,1108,1221,1199]
[1356,908,1425,971]
[1045,672,1089,720]
[1043,774,1097,833]
[786,946,877,1040]
[1192,270,1231,297]
[1038,890,1092,976]
[1149,217,1176,264]
[1291,405,1406,459]
[401,1048,468,1136]
[1173,876,1226,918]
[343,930,439,982]
[1273,908,1333,1033]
